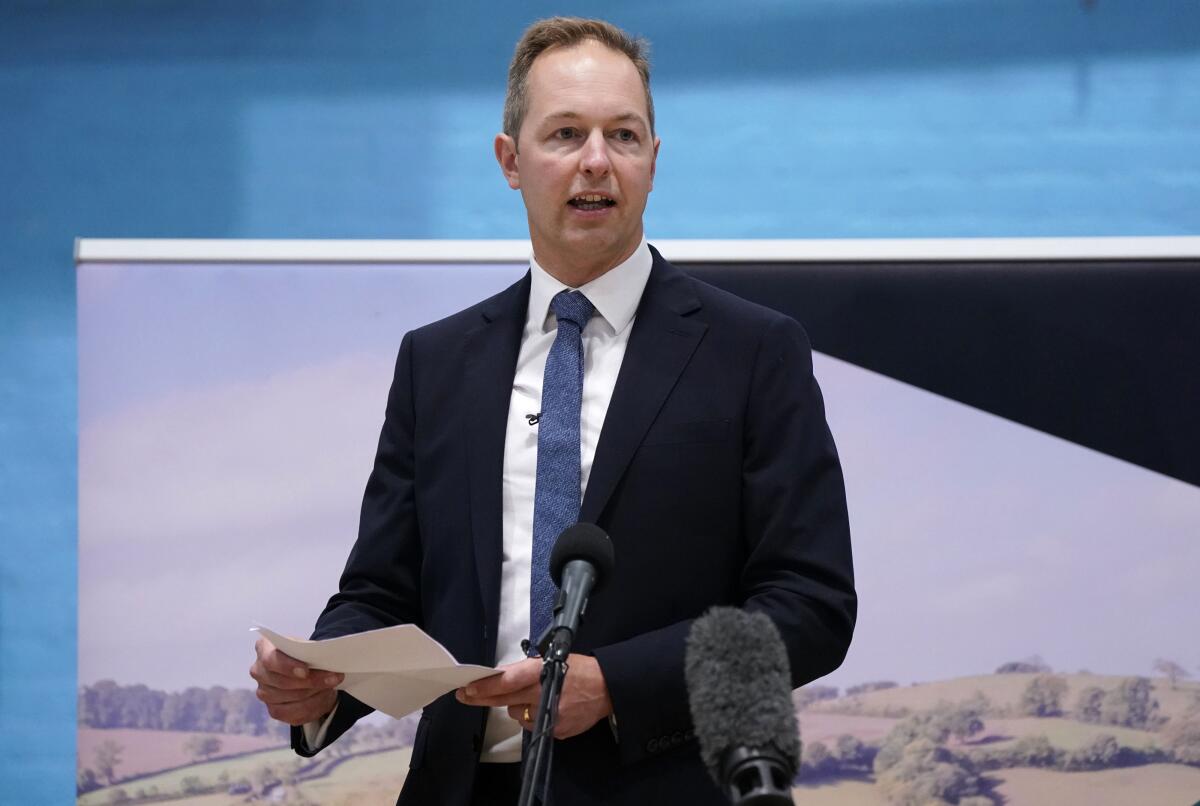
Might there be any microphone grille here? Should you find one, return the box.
[685,607,799,784]
[548,522,615,588]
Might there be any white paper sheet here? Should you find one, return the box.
[252,624,498,720]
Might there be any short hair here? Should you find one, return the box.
[503,17,654,143]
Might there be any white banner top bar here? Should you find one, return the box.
[75,236,1200,264]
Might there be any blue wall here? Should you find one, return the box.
[2,0,1197,800]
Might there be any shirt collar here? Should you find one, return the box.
[527,239,653,336]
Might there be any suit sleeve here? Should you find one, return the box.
[592,314,857,765]
[291,331,425,755]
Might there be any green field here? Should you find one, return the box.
[82,746,413,806]
[981,716,1161,750]
[79,671,1199,804]
[80,745,308,805]
[794,778,888,806]
[792,673,1200,805]
[794,764,1200,806]
[83,746,1200,806]
[292,748,411,805]
[996,763,1200,806]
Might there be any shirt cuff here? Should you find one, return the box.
[301,702,339,751]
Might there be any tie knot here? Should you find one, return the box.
[550,290,595,330]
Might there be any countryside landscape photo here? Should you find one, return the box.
[78,260,1200,805]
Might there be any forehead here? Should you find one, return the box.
[524,40,649,125]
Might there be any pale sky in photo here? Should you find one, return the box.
[78,261,1200,693]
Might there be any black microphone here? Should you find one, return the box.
[519,524,615,806]
[685,607,799,806]
[543,523,615,655]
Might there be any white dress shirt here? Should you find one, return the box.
[482,240,652,761]
[306,241,654,760]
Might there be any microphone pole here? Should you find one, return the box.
[517,624,570,806]
[517,523,615,806]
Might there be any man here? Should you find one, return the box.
[250,17,855,805]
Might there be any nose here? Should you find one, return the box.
[579,129,612,178]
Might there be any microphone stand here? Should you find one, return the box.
[517,626,573,806]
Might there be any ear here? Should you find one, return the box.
[649,135,661,192]
[494,133,521,190]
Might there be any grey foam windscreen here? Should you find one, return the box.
[549,522,614,587]
[684,606,800,784]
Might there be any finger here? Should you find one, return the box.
[256,682,329,706]
[251,662,343,691]
[507,704,535,731]
[461,659,541,698]
[259,640,316,680]
[458,683,538,708]
[265,688,338,726]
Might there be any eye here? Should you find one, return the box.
[555,127,577,140]
[614,129,637,142]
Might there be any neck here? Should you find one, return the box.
[533,239,641,289]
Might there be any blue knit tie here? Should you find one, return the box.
[529,290,595,652]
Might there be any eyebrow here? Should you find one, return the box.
[543,111,647,127]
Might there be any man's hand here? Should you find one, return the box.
[249,636,344,726]
[456,654,612,740]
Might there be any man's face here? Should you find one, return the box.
[495,40,660,281]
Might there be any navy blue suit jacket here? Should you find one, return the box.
[293,246,856,805]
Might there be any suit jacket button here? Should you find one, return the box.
[647,738,659,754]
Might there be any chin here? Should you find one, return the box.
[572,228,631,252]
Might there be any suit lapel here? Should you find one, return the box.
[581,250,707,523]
[464,273,530,641]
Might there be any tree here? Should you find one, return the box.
[117,684,165,729]
[927,696,988,744]
[180,776,207,795]
[159,691,187,730]
[1100,677,1160,729]
[76,767,101,795]
[160,686,211,731]
[93,739,124,785]
[198,685,229,732]
[793,685,839,710]
[1153,658,1191,689]
[875,715,951,774]
[184,734,223,762]
[1065,734,1121,771]
[1075,686,1105,723]
[1011,734,1060,767]
[1164,714,1200,765]
[1020,675,1068,717]
[801,741,835,777]
[846,681,898,696]
[833,734,872,769]
[78,680,123,728]
[222,687,269,735]
[876,738,985,806]
[995,655,1051,674]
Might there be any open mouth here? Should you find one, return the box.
[568,193,616,211]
